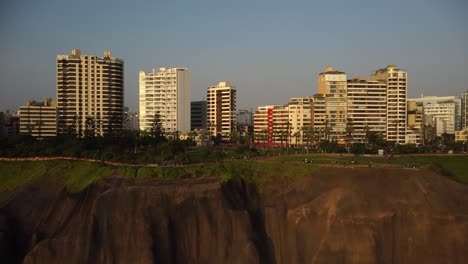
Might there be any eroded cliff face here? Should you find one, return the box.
[2,166,468,264]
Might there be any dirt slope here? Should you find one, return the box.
[1,166,468,264]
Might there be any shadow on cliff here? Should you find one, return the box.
[221,179,276,264]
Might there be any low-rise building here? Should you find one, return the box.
[409,95,462,135]
[455,129,468,142]
[0,110,20,137]
[19,99,57,138]
[406,100,424,144]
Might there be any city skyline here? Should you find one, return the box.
[1,0,467,112]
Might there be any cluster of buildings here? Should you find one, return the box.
[252,66,468,147]
[1,49,467,147]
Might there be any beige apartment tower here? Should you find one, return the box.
[57,49,124,136]
[311,94,327,141]
[19,99,58,138]
[288,97,312,145]
[207,81,237,140]
[318,66,347,143]
[346,78,387,143]
[139,68,190,134]
[371,65,407,144]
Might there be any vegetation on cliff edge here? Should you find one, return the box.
[0,155,467,201]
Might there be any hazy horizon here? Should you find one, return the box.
[1,0,467,112]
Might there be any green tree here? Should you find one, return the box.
[257,129,268,145]
[84,116,96,138]
[324,120,331,142]
[302,126,316,148]
[345,119,354,151]
[188,130,198,141]
[149,112,165,143]
[106,112,123,137]
[230,130,240,145]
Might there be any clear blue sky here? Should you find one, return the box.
[1,0,467,112]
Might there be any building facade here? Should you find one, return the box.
[311,94,327,141]
[462,91,468,130]
[424,102,456,136]
[19,99,57,138]
[124,111,140,131]
[191,101,207,130]
[317,66,347,143]
[253,105,289,147]
[139,68,190,133]
[371,65,407,144]
[406,100,424,144]
[409,96,461,135]
[0,110,20,137]
[346,78,387,143]
[57,49,124,136]
[455,129,468,142]
[237,109,254,139]
[207,81,237,140]
[288,97,312,146]
[253,97,313,147]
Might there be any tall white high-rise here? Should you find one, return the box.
[371,65,407,144]
[57,49,124,136]
[139,68,190,134]
[207,81,237,140]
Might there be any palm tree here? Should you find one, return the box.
[293,131,301,148]
[260,129,268,146]
[324,120,331,142]
[345,118,354,151]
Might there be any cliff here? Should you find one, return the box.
[1,166,468,263]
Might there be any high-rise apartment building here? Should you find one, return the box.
[191,101,207,130]
[346,78,387,143]
[19,99,58,138]
[462,91,468,130]
[371,65,407,144]
[253,97,312,147]
[288,97,312,145]
[139,68,190,133]
[311,94,326,141]
[207,81,237,140]
[318,66,347,143]
[253,105,289,146]
[57,49,124,136]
